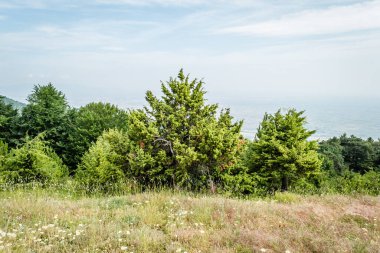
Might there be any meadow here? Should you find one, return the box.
[0,186,379,253]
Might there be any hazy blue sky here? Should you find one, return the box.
[1,0,380,107]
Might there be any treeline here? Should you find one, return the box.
[0,70,379,195]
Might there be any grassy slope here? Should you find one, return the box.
[0,190,379,253]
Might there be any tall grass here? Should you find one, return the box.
[0,185,379,252]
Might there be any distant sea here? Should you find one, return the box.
[217,97,380,140]
[123,97,380,141]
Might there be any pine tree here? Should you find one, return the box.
[246,109,321,191]
[127,69,243,190]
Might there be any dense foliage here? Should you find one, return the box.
[0,72,379,196]
[0,96,20,147]
[76,129,131,191]
[18,84,74,166]
[127,70,242,190]
[246,109,322,191]
[65,102,129,171]
[223,110,322,195]
[319,135,380,173]
[0,134,67,184]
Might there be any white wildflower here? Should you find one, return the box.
[121,246,128,251]
[6,233,16,239]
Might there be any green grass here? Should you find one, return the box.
[0,187,379,252]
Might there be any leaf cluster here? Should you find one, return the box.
[0,134,68,184]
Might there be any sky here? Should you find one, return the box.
[0,0,380,108]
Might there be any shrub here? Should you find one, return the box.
[75,129,132,192]
[0,134,68,184]
[319,170,380,195]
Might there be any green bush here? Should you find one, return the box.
[75,129,133,192]
[0,134,68,184]
[319,170,380,195]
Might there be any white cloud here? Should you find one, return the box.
[95,0,206,6]
[219,1,380,37]
[0,0,48,9]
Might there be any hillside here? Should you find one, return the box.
[0,95,26,111]
[0,189,379,252]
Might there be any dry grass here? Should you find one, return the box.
[0,190,379,253]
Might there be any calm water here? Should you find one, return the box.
[217,97,380,140]
[123,97,380,141]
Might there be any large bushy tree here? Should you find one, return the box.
[245,109,322,191]
[19,84,73,162]
[127,69,243,189]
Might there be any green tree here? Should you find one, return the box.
[127,69,242,190]
[0,134,67,184]
[339,134,374,173]
[19,84,73,164]
[0,96,20,147]
[66,102,129,170]
[246,109,322,192]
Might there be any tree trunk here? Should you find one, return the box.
[281,176,288,192]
